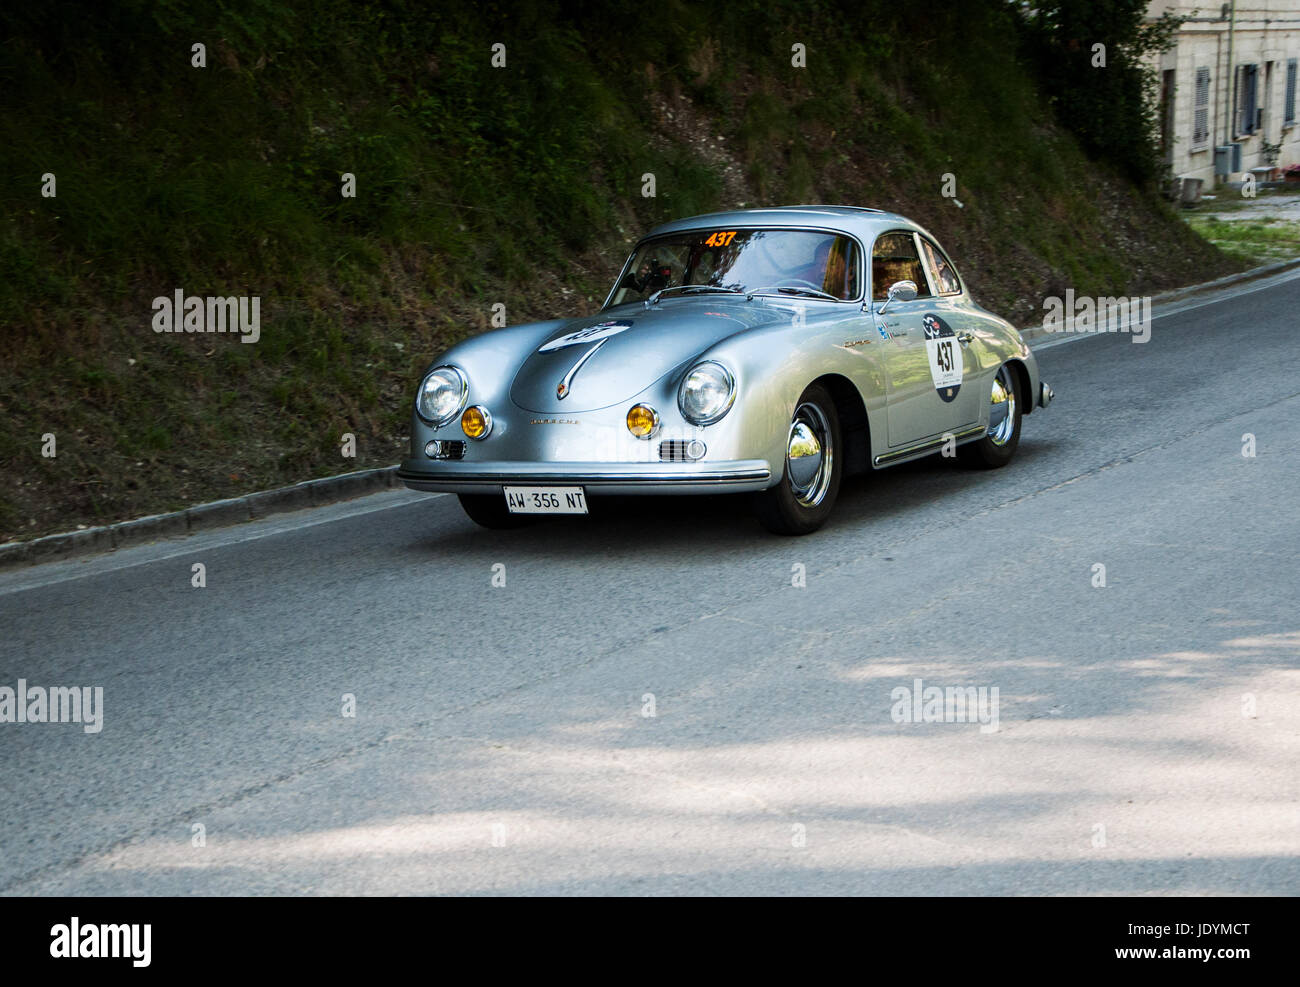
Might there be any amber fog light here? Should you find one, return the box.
[461,405,492,439]
[626,404,659,439]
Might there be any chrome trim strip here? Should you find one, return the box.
[398,459,772,494]
[400,468,770,484]
[556,339,607,399]
[873,424,985,467]
[912,232,939,298]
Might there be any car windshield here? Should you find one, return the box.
[607,228,860,306]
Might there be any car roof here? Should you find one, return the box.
[644,205,923,240]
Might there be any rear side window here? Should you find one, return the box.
[919,237,961,295]
[871,232,931,300]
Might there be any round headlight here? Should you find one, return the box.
[679,362,735,425]
[417,366,467,425]
[626,404,659,439]
[461,405,492,439]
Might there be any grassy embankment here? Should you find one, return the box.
[0,0,1240,540]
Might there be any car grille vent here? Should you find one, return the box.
[425,440,465,460]
[659,440,705,462]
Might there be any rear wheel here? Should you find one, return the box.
[754,383,842,535]
[458,493,533,529]
[958,363,1021,469]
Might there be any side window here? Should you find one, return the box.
[821,236,860,300]
[871,232,931,301]
[919,238,961,295]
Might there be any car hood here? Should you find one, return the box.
[509,299,783,413]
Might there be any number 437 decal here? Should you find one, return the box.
[704,230,737,247]
[922,313,963,403]
[934,340,955,373]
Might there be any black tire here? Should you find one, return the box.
[457,493,534,529]
[958,363,1022,469]
[754,383,843,535]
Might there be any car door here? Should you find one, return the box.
[873,231,979,448]
[915,235,982,432]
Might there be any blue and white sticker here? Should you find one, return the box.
[538,320,632,352]
[922,314,962,403]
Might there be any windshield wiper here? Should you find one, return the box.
[646,285,743,307]
[746,286,841,302]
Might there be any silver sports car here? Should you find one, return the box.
[399,205,1052,534]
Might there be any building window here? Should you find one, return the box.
[1286,59,1297,126]
[1236,63,1259,136]
[1192,67,1211,150]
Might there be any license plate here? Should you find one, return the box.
[503,485,588,514]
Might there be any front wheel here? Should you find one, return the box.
[753,383,842,535]
[958,363,1022,469]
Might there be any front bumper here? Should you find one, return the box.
[398,458,773,495]
[1038,381,1054,409]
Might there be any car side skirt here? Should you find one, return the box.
[872,423,986,468]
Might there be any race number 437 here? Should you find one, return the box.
[927,337,960,390]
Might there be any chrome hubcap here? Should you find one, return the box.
[787,402,833,507]
[988,365,1017,447]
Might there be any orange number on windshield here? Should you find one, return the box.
[704,231,737,247]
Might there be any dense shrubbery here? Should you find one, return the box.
[1017,0,1183,183]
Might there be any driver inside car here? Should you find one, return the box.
[797,239,833,290]
[795,238,856,299]
[621,257,674,294]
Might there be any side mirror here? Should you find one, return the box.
[876,279,918,314]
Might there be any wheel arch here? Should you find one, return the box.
[1005,358,1033,417]
[809,373,871,475]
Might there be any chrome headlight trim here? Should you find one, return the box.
[416,365,469,426]
[678,361,736,426]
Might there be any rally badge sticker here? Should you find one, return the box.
[922,314,962,403]
[538,320,632,352]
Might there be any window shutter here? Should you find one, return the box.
[1192,67,1210,150]
[1246,64,1258,135]
[1287,59,1297,125]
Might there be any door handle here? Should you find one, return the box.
[957,331,974,346]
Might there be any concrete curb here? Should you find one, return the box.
[0,465,399,573]
[1019,256,1300,346]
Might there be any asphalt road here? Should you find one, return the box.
[2,270,1298,896]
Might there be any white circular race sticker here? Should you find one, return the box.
[922,313,962,403]
[538,320,632,352]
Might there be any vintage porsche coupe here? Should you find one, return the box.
[399,206,1052,534]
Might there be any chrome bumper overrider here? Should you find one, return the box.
[1039,382,1054,409]
[398,459,774,495]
